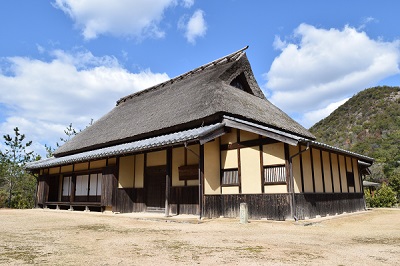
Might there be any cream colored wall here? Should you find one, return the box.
[49,167,60,175]
[322,151,333,193]
[263,143,285,165]
[172,147,185,187]
[312,149,324,193]
[108,158,117,165]
[353,158,361,192]
[171,145,199,187]
[187,144,199,165]
[222,186,239,194]
[74,162,88,171]
[135,154,144,188]
[220,129,237,144]
[60,165,73,173]
[220,129,239,194]
[331,153,341,192]
[264,184,287,193]
[289,145,302,193]
[240,146,262,194]
[187,180,199,186]
[204,139,220,195]
[147,150,166,166]
[339,155,348,192]
[90,159,106,169]
[240,130,258,141]
[221,150,238,169]
[186,144,200,186]
[119,155,135,188]
[302,148,313,193]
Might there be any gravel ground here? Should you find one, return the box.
[0,208,399,265]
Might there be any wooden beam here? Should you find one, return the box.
[165,148,172,217]
[299,146,304,193]
[237,130,242,194]
[259,136,265,193]
[220,137,279,151]
[199,145,205,218]
[320,149,326,193]
[310,148,316,193]
[284,143,290,193]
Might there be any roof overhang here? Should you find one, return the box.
[222,116,374,164]
[26,123,226,170]
[222,116,300,146]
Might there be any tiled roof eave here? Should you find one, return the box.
[26,123,225,170]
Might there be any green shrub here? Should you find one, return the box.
[366,183,397,208]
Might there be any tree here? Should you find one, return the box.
[1,127,35,208]
[46,121,93,158]
[58,123,78,146]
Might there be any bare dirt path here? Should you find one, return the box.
[0,208,399,265]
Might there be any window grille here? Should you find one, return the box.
[264,165,286,184]
[221,169,239,186]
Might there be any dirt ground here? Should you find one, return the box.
[0,208,399,265]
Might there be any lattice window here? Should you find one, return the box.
[221,169,239,186]
[264,165,286,184]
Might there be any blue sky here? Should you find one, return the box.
[0,0,399,157]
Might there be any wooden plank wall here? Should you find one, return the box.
[203,194,291,221]
[101,166,118,208]
[114,188,146,213]
[294,193,365,220]
[113,186,198,214]
[36,175,49,206]
[170,186,199,215]
[204,193,365,221]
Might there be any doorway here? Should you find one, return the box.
[145,166,167,209]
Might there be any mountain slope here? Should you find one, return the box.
[309,86,400,171]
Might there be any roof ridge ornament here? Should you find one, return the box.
[116,46,249,106]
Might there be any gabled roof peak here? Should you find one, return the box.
[116,46,249,106]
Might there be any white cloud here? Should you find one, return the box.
[180,9,207,44]
[52,0,176,40]
[0,49,169,157]
[264,23,400,127]
[181,0,194,8]
[299,98,349,128]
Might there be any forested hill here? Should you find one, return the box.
[309,86,400,173]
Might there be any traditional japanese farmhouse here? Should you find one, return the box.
[27,47,373,220]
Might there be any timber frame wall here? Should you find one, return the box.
[202,128,365,220]
[35,127,366,220]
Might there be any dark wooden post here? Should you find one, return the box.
[70,175,76,203]
[165,148,172,217]
[199,145,204,219]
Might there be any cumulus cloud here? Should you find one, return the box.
[0,49,169,156]
[264,23,400,127]
[299,98,349,128]
[181,0,194,8]
[179,9,207,44]
[52,0,176,40]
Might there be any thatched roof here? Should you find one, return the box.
[54,47,315,157]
